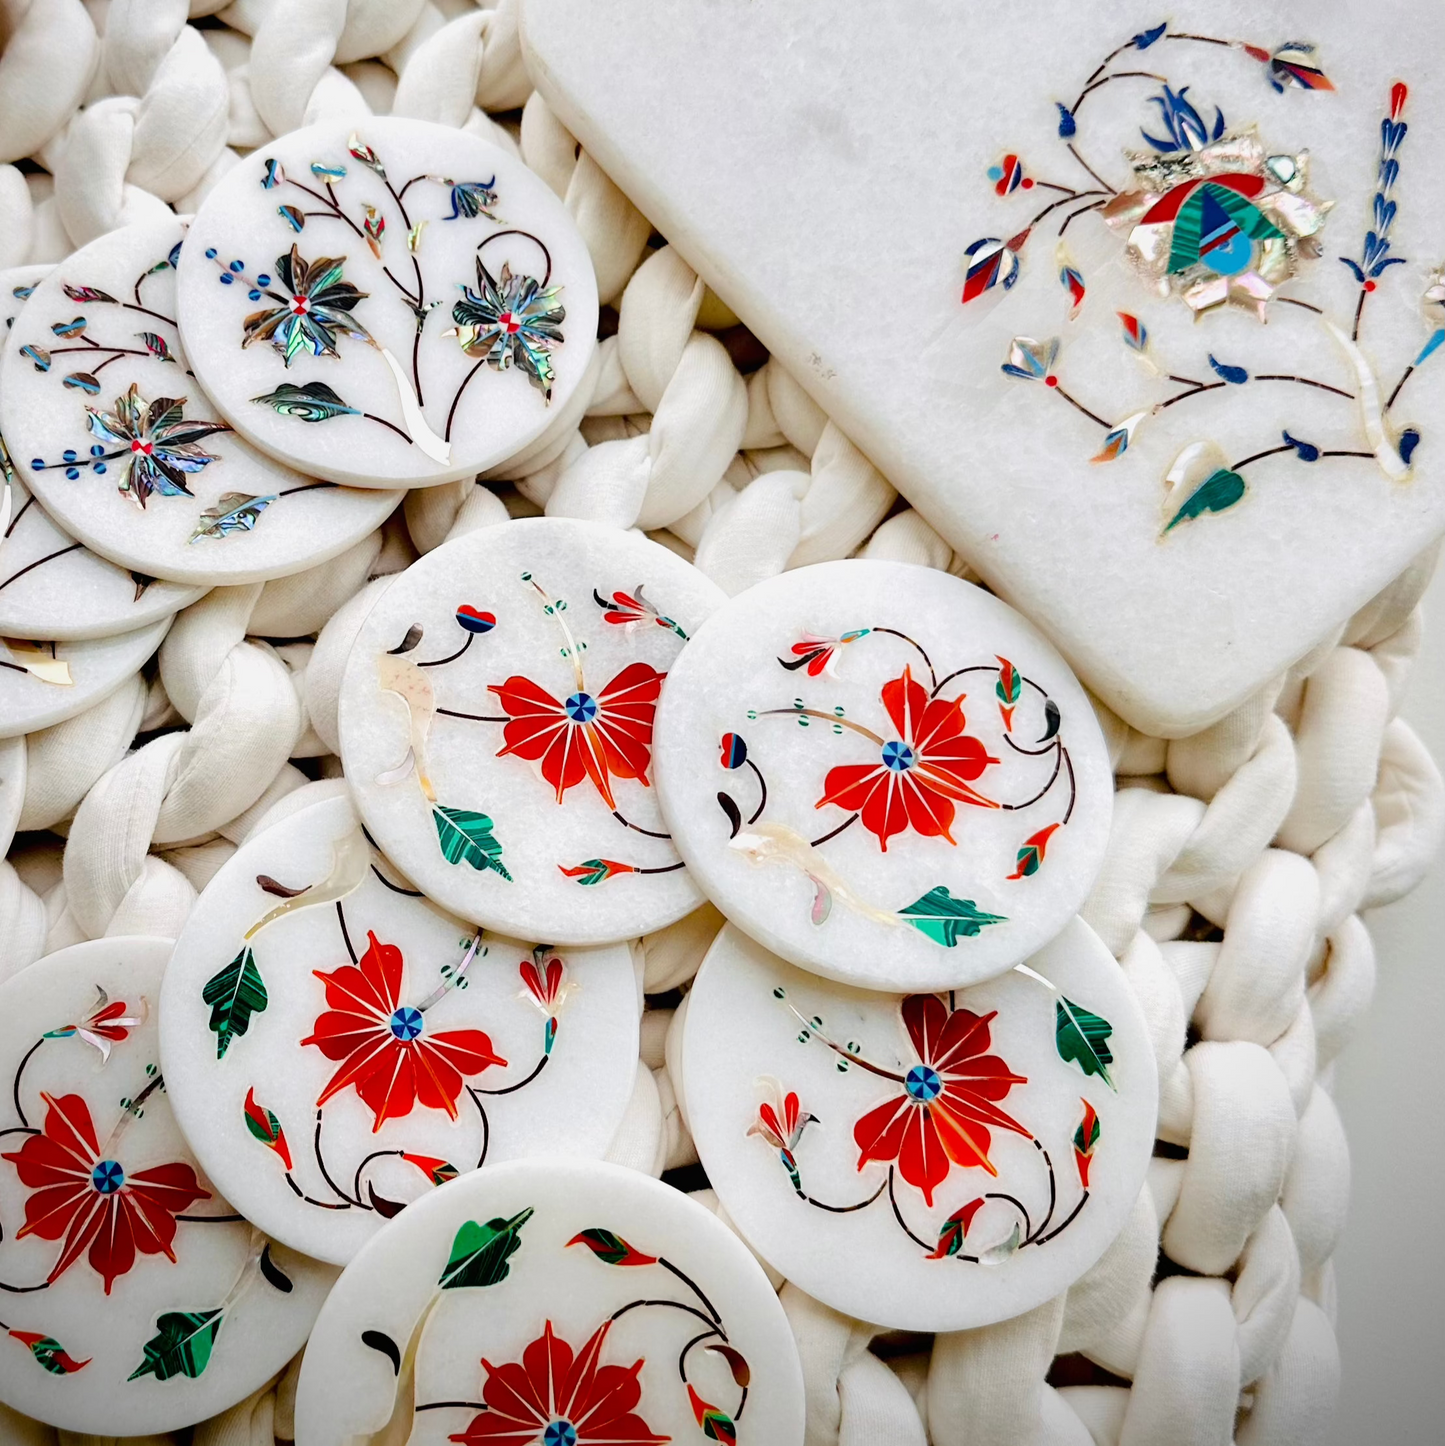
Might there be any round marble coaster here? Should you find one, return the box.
[653,560,1113,991]
[160,794,640,1266]
[176,118,598,488]
[0,615,169,739]
[0,937,335,1436]
[683,920,1155,1333]
[294,1157,804,1446]
[339,516,726,944]
[0,221,402,586]
[1,265,203,637]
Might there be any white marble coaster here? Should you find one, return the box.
[0,222,401,586]
[160,795,640,1266]
[339,517,726,944]
[683,920,1155,1333]
[0,265,203,637]
[294,1157,804,1446]
[0,937,335,1436]
[0,734,23,857]
[524,2,1445,735]
[0,616,169,739]
[176,118,598,488]
[653,561,1112,991]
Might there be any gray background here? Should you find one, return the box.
[1332,560,1445,1444]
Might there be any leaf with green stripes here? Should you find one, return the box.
[898,886,1006,947]
[201,947,267,1059]
[1055,997,1116,1089]
[433,805,511,881]
[439,1208,532,1290]
[127,1310,223,1382]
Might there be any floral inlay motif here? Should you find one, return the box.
[301,931,506,1132]
[958,22,1436,531]
[3,1091,208,1294]
[0,981,292,1384]
[715,626,1072,946]
[753,980,1116,1263]
[366,1209,754,1444]
[199,838,570,1219]
[376,572,693,886]
[209,134,567,467]
[18,243,334,544]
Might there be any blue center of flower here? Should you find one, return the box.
[881,740,915,771]
[905,1065,943,1103]
[564,692,598,723]
[91,1159,124,1194]
[544,1422,577,1446]
[389,1006,424,1041]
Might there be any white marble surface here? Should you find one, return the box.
[522,0,1445,737]
[178,119,597,487]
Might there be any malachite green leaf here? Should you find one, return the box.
[8,1329,90,1374]
[127,1310,223,1382]
[438,1208,532,1290]
[1163,467,1246,533]
[1055,997,1116,1089]
[898,887,1006,947]
[190,492,277,543]
[565,1228,659,1267]
[433,805,512,881]
[202,947,267,1059]
[250,380,360,423]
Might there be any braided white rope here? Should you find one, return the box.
[3,5,1444,1443]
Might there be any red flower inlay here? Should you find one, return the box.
[300,931,505,1133]
[1,1093,208,1294]
[853,995,1030,1206]
[449,1319,669,1445]
[491,662,662,809]
[817,666,998,851]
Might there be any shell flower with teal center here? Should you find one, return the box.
[1102,123,1331,321]
[241,244,374,367]
[85,383,229,510]
[446,258,566,401]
